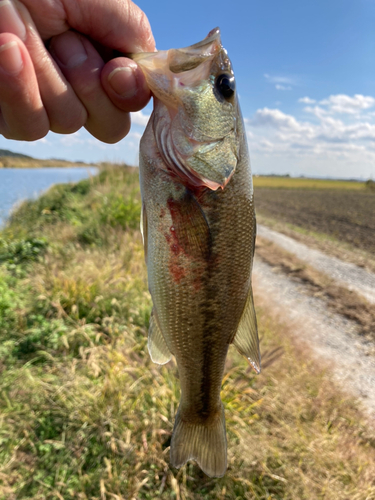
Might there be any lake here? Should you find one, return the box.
[0,167,98,226]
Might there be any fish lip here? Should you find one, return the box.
[129,28,221,63]
[178,27,221,53]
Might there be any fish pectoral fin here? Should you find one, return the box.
[231,286,261,373]
[168,192,211,260]
[148,310,172,365]
[140,202,148,262]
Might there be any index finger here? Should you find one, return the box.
[18,0,155,53]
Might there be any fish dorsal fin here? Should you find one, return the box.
[231,287,261,373]
[148,310,172,365]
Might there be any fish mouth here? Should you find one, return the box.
[134,28,237,191]
[129,28,223,89]
[130,27,221,66]
[185,27,221,51]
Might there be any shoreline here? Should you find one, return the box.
[0,160,97,169]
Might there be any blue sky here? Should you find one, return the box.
[1,0,374,179]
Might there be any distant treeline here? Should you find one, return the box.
[0,148,94,168]
[0,149,33,159]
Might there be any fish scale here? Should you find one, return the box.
[135,27,259,477]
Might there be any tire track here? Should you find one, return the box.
[253,226,375,419]
[257,224,375,305]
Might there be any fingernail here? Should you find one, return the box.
[0,0,27,40]
[108,66,137,98]
[0,41,23,75]
[50,31,87,69]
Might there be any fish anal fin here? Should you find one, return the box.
[148,311,172,365]
[170,404,227,478]
[231,287,261,373]
[167,192,211,260]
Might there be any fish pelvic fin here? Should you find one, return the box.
[231,286,261,373]
[170,404,227,478]
[148,310,172,365]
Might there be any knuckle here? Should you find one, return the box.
[75,79,101,103]
[86,117,130,144]
[21,128,48,142]
[1,129,44,141]
[7,121,49,141]
[50,106,87,135]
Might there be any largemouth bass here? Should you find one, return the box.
[134,28,260,478]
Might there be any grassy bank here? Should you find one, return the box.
[0,156,93,169]
[0,166,374,499]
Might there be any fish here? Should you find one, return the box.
[133,27,260,478]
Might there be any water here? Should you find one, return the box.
[0,167,98,226]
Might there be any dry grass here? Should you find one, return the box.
[0,166,375,499]
[253,176,367,190]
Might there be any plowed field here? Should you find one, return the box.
[254,188,375,253]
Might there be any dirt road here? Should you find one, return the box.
[253,225,375,419]
[257,225,375,304]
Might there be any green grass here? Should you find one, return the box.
[253,176,367,190]
[0,165,374,499]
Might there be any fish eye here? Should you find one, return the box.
[215,74,235,99]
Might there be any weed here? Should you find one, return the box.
[0,166,375,499]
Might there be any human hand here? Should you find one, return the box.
[0,0,155,143]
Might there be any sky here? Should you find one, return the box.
[1,0,374,179]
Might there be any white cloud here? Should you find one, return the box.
[303,106,328,118]
[35,137,50,145]
[129,131,142,140]
[275,84,292,91]
[131,110,151,127]
[264,74,296,85]
[264,73,297,91]
[299,97,316,104]
[25,136,51,147]
[319,94,375,114]
[59,131,84,146]
[85,139,121,150]
[249,108,306,132]
[246,93,375,179]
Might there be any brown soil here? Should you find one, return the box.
[256,213,375,275]
[254,188,375,254]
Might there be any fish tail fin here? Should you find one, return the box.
[170,404,227,478]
